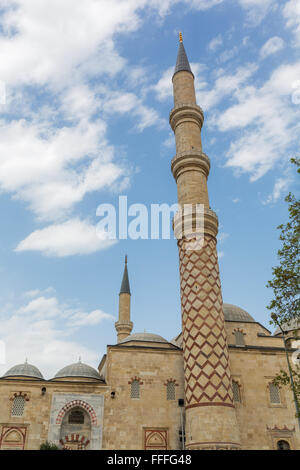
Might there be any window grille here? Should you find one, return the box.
[232,381,241,402]
[269,383,281,404]
[11,396,25,416]
[167,382,176,400]
[131,380,140,399]
[68,409,84,424]
[234,331,245,346]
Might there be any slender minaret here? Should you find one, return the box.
[115,256,133,343]
[170,34,240,450]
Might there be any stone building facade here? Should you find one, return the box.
[0,37,299,451]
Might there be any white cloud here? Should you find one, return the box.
[283,0,300,46]
[186,0,224,9]
[208,34,223,51]
[18,296,61,319]
[232,198,240,203]
[0,117,125,221]
[163,133,175,149]
[152,66,175,102]
[237,0,278,25]
[149,0,224,15]
[0,290,114,378]
[0,0,224,231]
[15,218,117,257]
[218,46,238,63]
[197,63,258,110]
[260,36,285,59]
[102,91,165,131]
[215,61,300,180]
[72,310,113,327]
[263,176,292,204]
[0,1,138,89]
[218,232,229,243]
[24,287,55,298]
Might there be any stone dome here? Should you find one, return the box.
[2,361,44,380]
[119,332,168,344]
[54,361,102,380]
[273,318,300,336]
[223,303,255,323]
[171,303,256,348]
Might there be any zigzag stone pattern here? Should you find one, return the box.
[178,235,234,408]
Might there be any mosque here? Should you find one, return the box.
[0,36,299,450]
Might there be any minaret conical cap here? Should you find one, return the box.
[119,255,131,295]
[173,32,193,78]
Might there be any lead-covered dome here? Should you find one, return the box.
[274,318,300,336]
[54,361,102,380]
[2,361,44,380]
[119,332,168,344]
[223,303,255,322]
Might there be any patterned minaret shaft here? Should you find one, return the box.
[170,35,240,450]
[115,256,133,343]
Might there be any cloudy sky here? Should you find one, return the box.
[0,0,299,378]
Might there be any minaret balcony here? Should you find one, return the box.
[169,103,204,132]
[171,150,210,181]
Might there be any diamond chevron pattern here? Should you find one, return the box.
[178,235,234,407]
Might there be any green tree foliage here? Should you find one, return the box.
[267,158,300,418]
[267,157,300,326]
[39,441,60,450]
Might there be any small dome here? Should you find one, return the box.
[119,332,168,344]
[223,304,255,323]
[54,361,102,380]
[2,361,44,380]
[274,318,300,336]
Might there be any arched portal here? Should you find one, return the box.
[277,440,291,450]
[59,407,91,450]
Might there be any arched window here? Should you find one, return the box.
[277,440,290,450]
[232,381,241,403]
[68,408,85,424]
[234,331,245,346]
[167,382,176,401]
[131,380,140,399]
[269,383,281,404]
[11,396,25,416]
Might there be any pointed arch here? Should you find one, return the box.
[56,400,97,425]
[144,429,168,450]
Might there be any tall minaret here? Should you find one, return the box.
[170,34,240,450]
[115,256,133,343]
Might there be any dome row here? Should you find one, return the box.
[1,304,257,380]
[2,360,102,381]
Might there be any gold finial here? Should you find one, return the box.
[179,32,183,43]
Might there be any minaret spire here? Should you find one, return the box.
[174,33,193,77]
[170,37,241,450]
[119,254,131,295]
[115,256,133,343]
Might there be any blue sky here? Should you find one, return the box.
[0,0,299,378]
